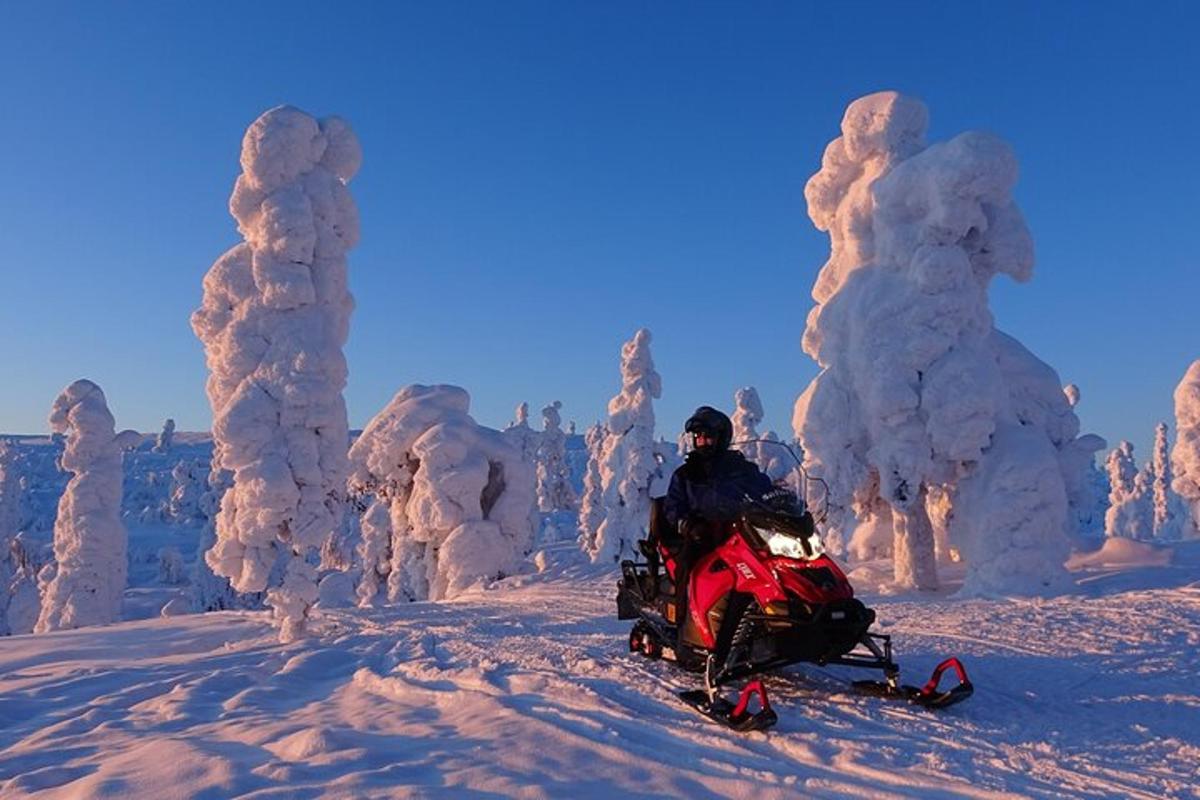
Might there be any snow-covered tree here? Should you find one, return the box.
[793,91,1102,595]
[1149,422,1187,540]
[349,385,535,603]
[536,401,577,513]
[191,106,360,641]
[1059,384,1109,541]
[1104,441,1152,539]
[166,459,206,526]
[587,329,666,563]
[35,380,128,632]
[732,386,764,456]
[0,442,22,635]
[1172,360,1200,537]
[153,418,175,454]
[576,422,608,552]
[503,402,542,466]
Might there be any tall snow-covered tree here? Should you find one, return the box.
[191,106,361,641]
[536,400,577,513]
[1172,360,1200,538]
[35,380,128,632]
[793,91,1103,594]
[1150,422,1186,540]
[349,385,535,603]
[576,422,608,552]
[732,386,764,457]
[587,329,665,563]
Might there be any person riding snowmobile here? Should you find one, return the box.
[663,406,773,626]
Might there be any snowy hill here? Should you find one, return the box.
[3,548,1199,799]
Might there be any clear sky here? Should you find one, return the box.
[1,1,1196,460]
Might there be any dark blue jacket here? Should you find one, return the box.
[663,449,773,532]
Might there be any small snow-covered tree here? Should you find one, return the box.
[35,380,128,632]
[1172,360,1200,538]
[153,418,176,453]
[1104,441,1152,539]
[0,442,22,635]
[732,386,764,458]
[191,106,360,641]
[504,402,542,466]
[793,92,1101,595]
[1059,384,1108,541]
[536,401,577,513]
[349,385,535,603]
[588,329,665,563]
[576,422,608,552]
[166,459,206,526]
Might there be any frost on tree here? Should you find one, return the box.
[191,105,361,641]
[153,418,175,453]
[576,422,609,553]
[1172,360,1200,538]
[1104,442,1152,539]
[536,401,577,513]
[1059,384,1108,541]
[349,385,535,603]
[793,91,1103,595]
[586,329,666,563]
[35,380,128,632]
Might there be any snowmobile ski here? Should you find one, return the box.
[678,680,778,732]
[851,657,973,709]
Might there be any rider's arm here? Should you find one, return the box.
[663,469,690,530]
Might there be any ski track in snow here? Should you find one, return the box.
[2,560,1199,799]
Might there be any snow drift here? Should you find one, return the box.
[191,105,361,640]
[793,91,1104,595]
[348,384,535,603]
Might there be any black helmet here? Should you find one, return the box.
[685,406,733,455]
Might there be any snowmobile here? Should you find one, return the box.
[616,444,972,733]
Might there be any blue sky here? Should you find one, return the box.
[1,1,1196,460]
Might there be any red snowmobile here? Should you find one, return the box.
[617,450,972,732]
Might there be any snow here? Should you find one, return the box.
[576,422,608,553]
[1172,359,1200,537]
[1066,536,1174,569]
[3,550,1200,798]
[191,106,361,642]
[348,384,535,602]
[584,329,666,564]
[793,91,1103,596]
[35,380,128,633]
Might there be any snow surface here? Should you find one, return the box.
[2,546,1199,798]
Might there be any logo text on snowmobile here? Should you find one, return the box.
[735,562,754,579]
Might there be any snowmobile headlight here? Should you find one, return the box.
[755,527,824,560]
